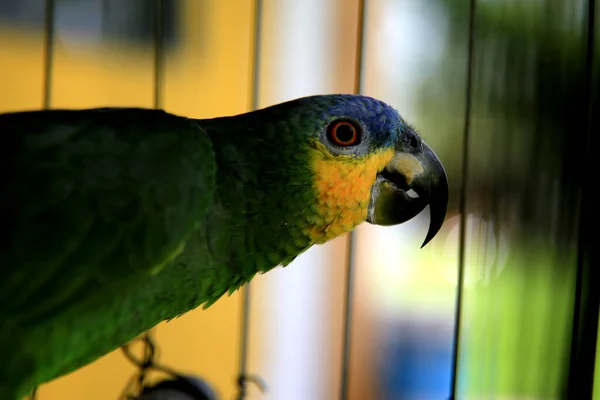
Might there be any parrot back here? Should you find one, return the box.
[0,108,217,398]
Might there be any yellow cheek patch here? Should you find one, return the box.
[308,142,395,243]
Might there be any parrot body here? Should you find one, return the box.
[0,95,448,398]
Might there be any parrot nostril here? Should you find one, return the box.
[409,135,417,148]
[405,132,420,151]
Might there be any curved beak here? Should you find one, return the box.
[366,142,449,247]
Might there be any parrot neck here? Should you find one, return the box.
[200,116,319,279]
[198,110,376,283]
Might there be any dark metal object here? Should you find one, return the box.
[135,376,217,400]
[120,335,218,400]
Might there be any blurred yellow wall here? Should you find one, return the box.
[1,1,256,399]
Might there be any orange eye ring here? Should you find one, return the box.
[327,120,360,147]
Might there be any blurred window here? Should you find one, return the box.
[0,0,178,47]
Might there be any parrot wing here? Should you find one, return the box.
[0,108,216,323]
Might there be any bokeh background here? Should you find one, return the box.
[0,1,597,399]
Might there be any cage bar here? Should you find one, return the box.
[449,0,477,398]
[236,1,264,399]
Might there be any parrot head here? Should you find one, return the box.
[297,94,449,248]
[211,94,448,253]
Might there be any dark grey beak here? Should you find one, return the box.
[366,142,449,247]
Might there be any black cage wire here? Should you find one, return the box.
[12,0,598,398]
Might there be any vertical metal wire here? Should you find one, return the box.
[339,2,367,400]
[236,1,263,399]
[42,0,55,109]
[565,0,597,397]
[30,1,55,397]
[449,0,477,398]
[135,0,165,371]
[153,0,165,109]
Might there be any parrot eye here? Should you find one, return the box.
[327,120,361,147]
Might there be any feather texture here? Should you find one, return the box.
[0,94,413,398]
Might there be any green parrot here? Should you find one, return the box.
[0,94,448,398]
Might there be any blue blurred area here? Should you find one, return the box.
[378,318,454,400]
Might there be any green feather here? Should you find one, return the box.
[0,94,409,398]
